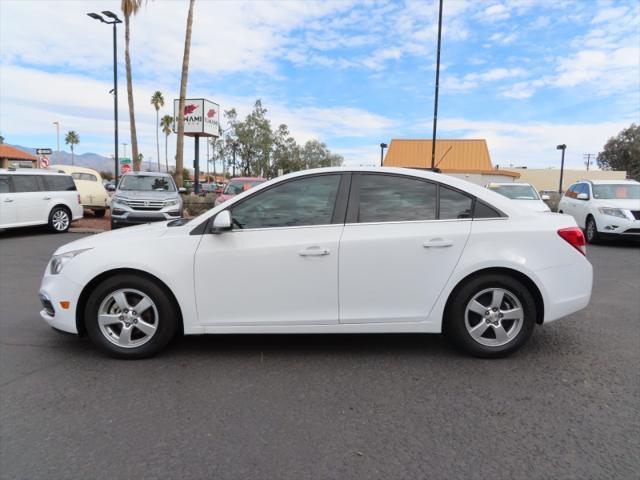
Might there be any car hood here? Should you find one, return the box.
[513,199,551,212]
[55,221,170,255]
[592,198,640,210]
[115,190,178,201]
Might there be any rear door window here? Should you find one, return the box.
[11,175,40,193]
[0,175,10,193]
[43,175,76,191]
[439,186,473,219]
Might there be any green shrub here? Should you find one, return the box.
[181,193,216,217]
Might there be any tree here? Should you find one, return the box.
[64,131,80,165]
[597,124,640,180]
[151,91,164,173]
[160,114,173,173]
[300,140,343,169]
[121,0,145,171]
[100,171,113,181]
[227,100,273,176]
[0,134,4,144]
[175,0,196,188]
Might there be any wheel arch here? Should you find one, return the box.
[50,203,72,217]
[75,268,184,336]
[443,267,545,326]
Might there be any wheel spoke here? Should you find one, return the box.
[133,296,153,315]
[491,290,504,309]
[98,314,121,326]
[119,325,133,346]
[468,300,487,316]
[111,291,130,311]
[494,324,509,342]
[469,321,490,339]
[135,319,156,336]
[501,307,523,320]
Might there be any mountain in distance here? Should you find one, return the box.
[8,144,169,173]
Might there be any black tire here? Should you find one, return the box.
[48,206,71,233]
[585,216,600,244]
[94,209,106,218]
[444,274,536,358]
[84,274,179,359]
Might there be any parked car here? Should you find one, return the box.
[558,179,640,243]
[214,177,265,206]
[39,167,592,359]
[200,183,219,196]
[52,165,110,217]
[486,182,551,212]
[110,172,183,229]
[0,168,83,232]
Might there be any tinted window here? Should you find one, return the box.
[232,175,340,229]
[0,175,9,193]
[473,201,502,219]
[43,175,76,191]
[358,174,437,223]
[439,186,473,219]
[593,183,640,199]
[11,175,40,193]
[565,184,577,198]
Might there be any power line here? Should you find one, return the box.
[583,153,596,171]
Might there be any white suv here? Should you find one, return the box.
[558,179,640,243]
[0,169,84,233]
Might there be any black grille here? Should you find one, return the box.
[631,210,640,220]
[624,228,640,234]
[39,294,55,317]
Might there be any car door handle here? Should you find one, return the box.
[43,196,51,200]
[423,238,453,248]
[299,246,330,256]
[4,198,14,203]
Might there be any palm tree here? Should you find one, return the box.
[151,91,164,172]
[65,131,80,165]
[160,114,173,173]
[175,0,196,188]
[121,0,145,171]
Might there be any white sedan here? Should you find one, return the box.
[39,167,593,359]
[486,182,551,213]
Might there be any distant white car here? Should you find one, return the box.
[558,179,640,243]
[0,169,83,232]
[486,182,551,213]
[39,167,592,359]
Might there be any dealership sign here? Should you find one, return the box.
[173,98,219,137]
[119,157,132,174]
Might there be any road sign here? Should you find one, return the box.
[40,157,50,168]
[36,148,52,155]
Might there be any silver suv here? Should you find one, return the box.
[110,172,183,229]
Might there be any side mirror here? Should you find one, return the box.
[178,187,187,193]
[541,194,550,201]
[211,210,232,233]
[577,192,589,200]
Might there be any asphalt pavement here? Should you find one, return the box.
[1,228,639,480]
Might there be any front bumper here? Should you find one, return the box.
[38,272,84,334]
[111,207,182,226]
[597,215,640,240]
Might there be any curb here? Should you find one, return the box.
[69,227,108,234]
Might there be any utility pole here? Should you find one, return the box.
[583,153,595,171]
[379,142,388,167]
[430,0,444,169]
[557,144,567,194]
[53,122,60,163]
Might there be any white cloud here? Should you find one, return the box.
[591,6,629,24]
[444,68,526,92]
[489,32,518,45]
[480,4,511,21]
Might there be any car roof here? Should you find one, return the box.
[0,168,70,176]
[579,179,638,185]
[487,182,533,187]
[229,177,265,182]
[51,164,101,175]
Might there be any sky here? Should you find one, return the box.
[0,0,638,170]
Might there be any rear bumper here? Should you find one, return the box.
[536,259,593,323]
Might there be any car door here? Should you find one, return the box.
[9,175,46,225]
[560,184,577,216]
[573,183,590,228]
[339,173,472,324]
[194,173,348,326]
[0,174,17,227]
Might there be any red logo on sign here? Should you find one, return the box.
[40,157,50,168]
[121,164,132,174]
[207,109,216,118]
[184,104,198,115]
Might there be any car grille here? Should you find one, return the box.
[625,228,640,234]
[39,294,55,317]
[631,210,640,220]
[128,200,165,211]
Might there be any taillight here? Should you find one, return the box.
[558,227,586,255]
[77,194,81,204]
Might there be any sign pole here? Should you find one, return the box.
[194,135,200,194]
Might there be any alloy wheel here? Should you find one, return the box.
[97,288,159,348]
[464,288,524,347]
[52,210,69,231]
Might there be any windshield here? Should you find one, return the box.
[592,184,640,200]
[223,180,263,195]
[119,175,176,192]
[489,185,540,200]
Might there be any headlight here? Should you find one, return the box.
[598,207,627,219]
[49,248,92,275]
[164,199,179,206]
[112,196,128,206]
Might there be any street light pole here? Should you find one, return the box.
[87,11,122,184]
[379,142,388,167]
[557,144,567,194]
[431,0,444,170]
[53,122,60,163]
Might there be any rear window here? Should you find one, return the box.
[43,175,76,192]
[11,175,40,193]
[71,172,98,182]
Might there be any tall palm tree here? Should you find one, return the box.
[175,0,196,188]
[160,114,173,173]
[121,0,145,171]
[150,91,164,172]
[65,131,80,165]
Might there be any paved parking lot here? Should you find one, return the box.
[1,229,639,480]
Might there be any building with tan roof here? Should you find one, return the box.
[0,144,38,169]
